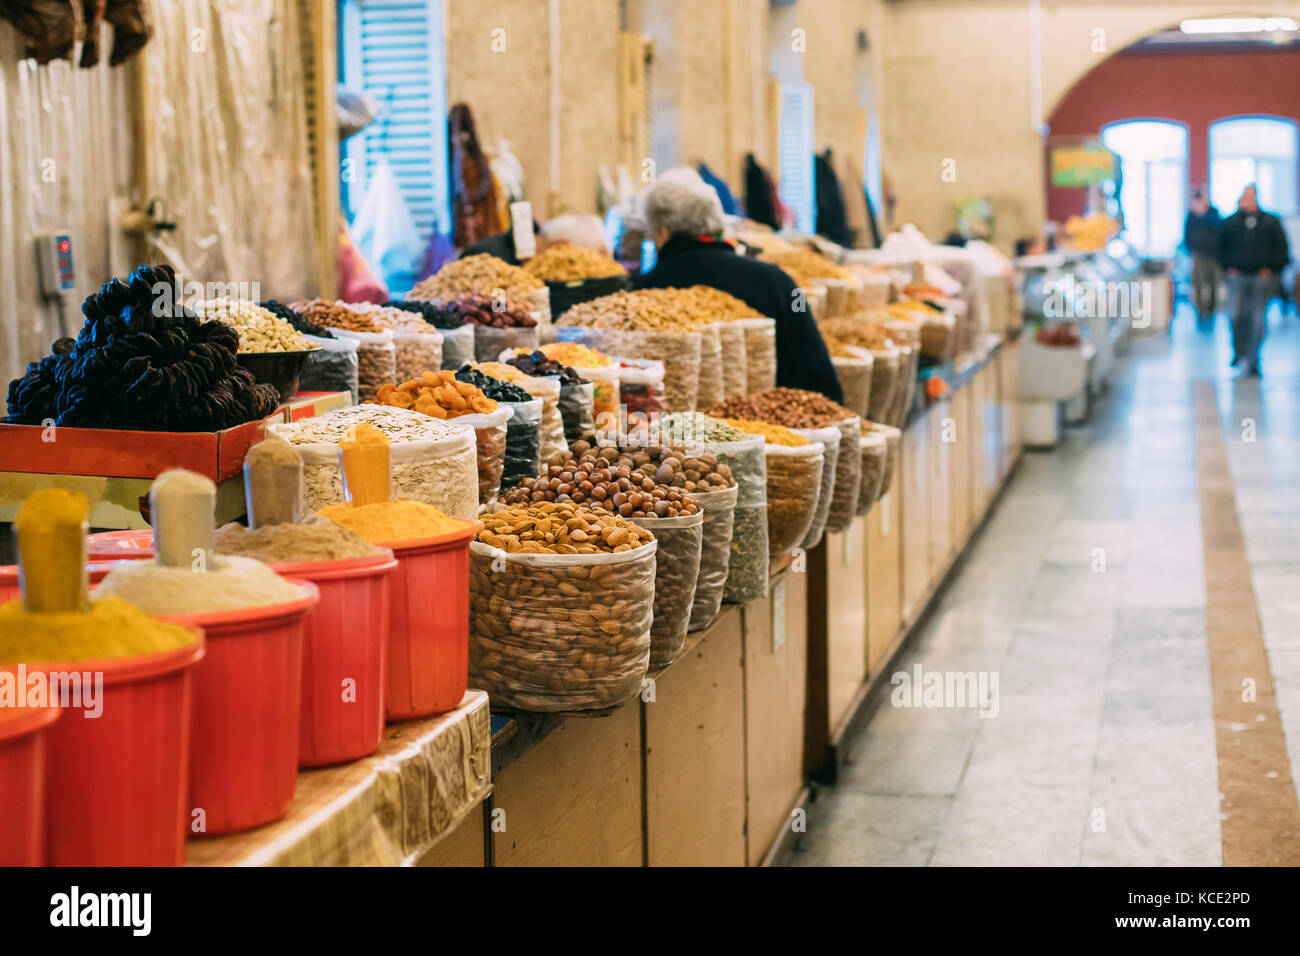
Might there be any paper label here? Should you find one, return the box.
[510,201,536,260]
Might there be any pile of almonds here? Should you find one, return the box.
[478,501,654,554]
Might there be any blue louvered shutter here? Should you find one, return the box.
[339,0,449,242]
[778,82,816,234]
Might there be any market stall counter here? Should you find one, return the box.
[186,690,490,866]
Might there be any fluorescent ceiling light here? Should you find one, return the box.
[1179,17,1298,34]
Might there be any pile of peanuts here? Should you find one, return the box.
[758,248,851,286]
[195,300,315,353]
[820,315,897,351]
[556,290,699,332]
[707,388,858,429]
[523,246,627,281]
[372,371,498,419]
[289,299,379,333]
[478,501,654,554]
[410,254,544,301]
[501,455,701,518]
[676,285,762,321]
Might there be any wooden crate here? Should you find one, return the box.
[927,400,953,588]
[644,611,746,866]
[492,704,643,867]
[865,485,902,675]
[742,570,809,866]
[415,807,486,867]
[900,410,931,622]
[950,383,974,547]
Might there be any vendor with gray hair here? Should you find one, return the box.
[634,167,842,402]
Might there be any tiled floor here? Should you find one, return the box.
[786,302,1300,867]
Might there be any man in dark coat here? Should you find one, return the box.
[1218,185,1290,377]
[634,168,843,403]
[1183,188,1220,324]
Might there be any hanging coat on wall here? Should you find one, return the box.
[744,153,779,230]
[449,103,508,250]
[0,0,84,63]
[814,149,852,247]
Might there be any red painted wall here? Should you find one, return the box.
[1046,47,1300,222]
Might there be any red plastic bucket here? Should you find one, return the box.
[269,553,397,767]
[164,583,318,836]
[22,637,206,865]
[85,529,154,561]
[0,699,61,865]
[0,563,116,605]
[381,520,477,720]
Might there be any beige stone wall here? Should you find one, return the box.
[878,0,1289,250]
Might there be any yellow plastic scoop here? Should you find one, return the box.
[15,488,90,613]
[243,438,304,530]
[150,469,218,571]
[340,423,391,507]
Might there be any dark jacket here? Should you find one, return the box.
[743,154,779,230]
[1218,208,1290,274]
[1183,208,1220,258]
[635,234,843,403]
[814,149,853,247]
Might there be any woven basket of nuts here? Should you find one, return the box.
[468,502,657,712]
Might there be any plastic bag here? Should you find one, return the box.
[298,333,359,402]
[499,398,543,488]
[558,380,595,446]
[575,363,620,427]
[866,345,901,423]
[735,317,776,392]
[832,346,874,419]
[617,358,667,429]
[892,343,920,427]
[597,328,701,412]
[714,321,747,400]
[392,328,443,382]
[439,324,475,370]
[473,324,540,363]
[351,156,425,290]
[270,423,478,519]
[824,416,862,534]
[511,373,568,468]
[856,430,890,516]
[764,443,824,557]
[448,405,514,506]
[630,511,704,669]
[688,484,738,632]
[467,538,657,711]
[795,425,840,551]
[874,423,902,498]
[327,327,394,402]
[695,322,724,410]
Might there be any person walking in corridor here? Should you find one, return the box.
[1219,185,1290,377]
[1183,188,1220,325]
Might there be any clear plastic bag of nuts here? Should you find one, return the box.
[329,328,394,403]
[473,324,540,363]
[687,484,738,632]
[439,324,476,370]
[764,442,824,557]
[873,422,902,498]
[630,510,703,669]
[831,346,874,420]
[734,317,776,392]
[694,322,724,410]
[866,345,901,423]
[467,538,657,712]
[795,424,840,551]
[557,380,595,446]
[714,321,747,400]
[856,428,889,516]
[822,416,862,535]
[513,373,568,470]
[391,328,444,382]
[499,398,543,488]
[598,328,701,411]
[448,405,515,506]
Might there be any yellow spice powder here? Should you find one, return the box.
[722,418,810,447]
[317,500,470,544]
[0,596,198,663]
